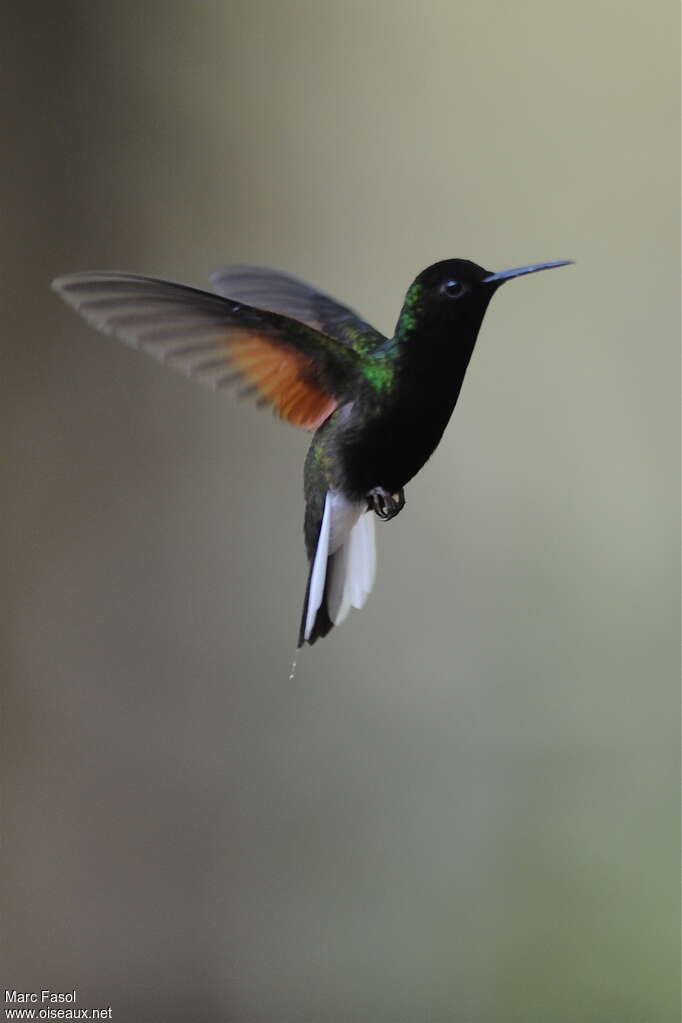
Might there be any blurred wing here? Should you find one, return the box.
[210,265,387,353]
[52,272,362,430]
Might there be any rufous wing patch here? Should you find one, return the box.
[227,331,337,430]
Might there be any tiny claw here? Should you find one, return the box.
[367,486,405,521]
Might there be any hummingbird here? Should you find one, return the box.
[52,257,571,647]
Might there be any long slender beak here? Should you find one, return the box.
[483,259,574,284]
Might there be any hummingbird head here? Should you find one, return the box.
[395,258,572,347]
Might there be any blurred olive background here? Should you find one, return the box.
[2,1,679,1021]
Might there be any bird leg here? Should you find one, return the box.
[367,486,405,521]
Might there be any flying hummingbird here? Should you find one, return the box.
[52,257,571,646]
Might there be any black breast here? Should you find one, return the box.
[335,381,460,499]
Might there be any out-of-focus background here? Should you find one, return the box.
[3,2,679,1020]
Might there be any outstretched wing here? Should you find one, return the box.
[210,265,387,355]
[52,272,363,430]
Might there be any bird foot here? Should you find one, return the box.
[367,487,405,521]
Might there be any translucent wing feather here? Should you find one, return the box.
[210,265,387,354]
[53,272,362,431]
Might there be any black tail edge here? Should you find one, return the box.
[297,556,335,648]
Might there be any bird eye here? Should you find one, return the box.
[442,279,466,298]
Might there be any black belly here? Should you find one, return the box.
[336,397,456,499]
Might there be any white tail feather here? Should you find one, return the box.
[304,495,332,640]
[304,492,377,641]
[328,511,376,624]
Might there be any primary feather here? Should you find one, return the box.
[52,272,361,430]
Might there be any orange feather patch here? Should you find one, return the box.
[227,332,338,430]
